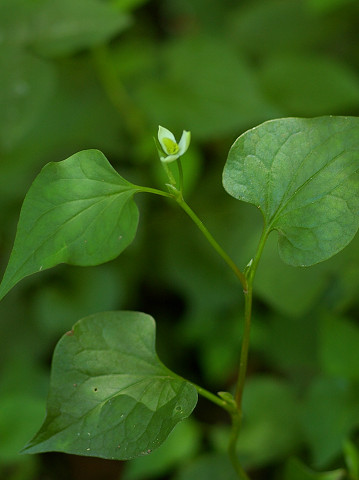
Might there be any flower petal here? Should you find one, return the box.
[158,126,176,153]
[178,130,191,155]
[161,153,180,163]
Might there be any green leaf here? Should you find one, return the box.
[283,457,345,480]
[22,311,198,459]
[223,116,359,266]
[0,150,139,301]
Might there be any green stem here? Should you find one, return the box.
[191,383,232,412]
[228,412,251,480]
[228,226,269,478]
[176,158,184,193]
[235,225,268,406]
[134,181,269,480]
[175,196,247,291]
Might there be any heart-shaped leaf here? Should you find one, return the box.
[223,116,359,266]
[0,150,139,301]
[22,311,198,460]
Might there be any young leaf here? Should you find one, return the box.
[22,311,198,460]
[0,150,139,301]
[223,116,359,266]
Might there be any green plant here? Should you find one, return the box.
[1,116,359,479]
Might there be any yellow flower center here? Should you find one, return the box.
[163,137,179,155]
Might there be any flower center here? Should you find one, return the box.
[162,137,179,155]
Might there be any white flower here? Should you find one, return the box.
[157,126,191,163]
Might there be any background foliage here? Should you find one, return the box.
[1,0,359,479]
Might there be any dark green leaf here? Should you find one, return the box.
[223,116,359,266]
[0,150,139,301]
[22,311,198,459]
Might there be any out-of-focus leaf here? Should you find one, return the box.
[259,55,359,116]
[306,0,356,14]
[136,35,278,140]
[301,377,359,466]
[223,116,359,266]
[32,264,123,339]
[283,457,345,480]
[0,395,45,462]
[123,419,201,480]
[0,150,139,301]
[22,312,198,459]
[319,314,359,380]
[343,439,359,480]
[29,0,131,56]
[174,453,238,480]
[254,234,329,316]
[237,376,301,467]
[254,312,318,375]
[0,47,56,151]
[228,0,326,56]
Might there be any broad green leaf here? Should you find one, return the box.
[22,311,198,459]
[0,150,139,301]
[283,457,345,480]
[223,116,359,266]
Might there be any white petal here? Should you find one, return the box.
[158,126,176,153]
[161,153,180,163]
[178,130,191,155]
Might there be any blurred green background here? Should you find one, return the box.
[1,0,359,479]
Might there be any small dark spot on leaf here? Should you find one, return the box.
[93,387,98,392]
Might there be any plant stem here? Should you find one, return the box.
[191,383,232,412]
[135,180,269,479]
[228,226,269,478]
[235,225,268,407]
[175,196,247,291]
[228,411,251,480]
